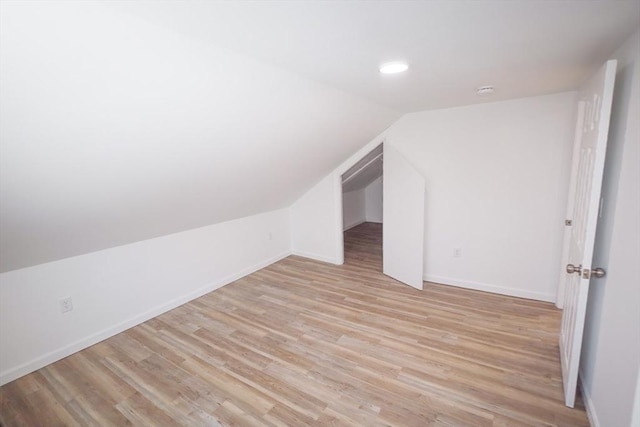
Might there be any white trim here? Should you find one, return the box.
[0,250,291,386]
[579,372,598,427]
[335,138,387,177]
[334,174,345,265]
[344,219,366,231]
[423,274,556,302]
[631,368,640,427]
[292,250,342,265]
[334,140,386,268]
[341,152,383,184]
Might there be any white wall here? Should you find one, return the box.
[342,189,366,230]
[342,176,382,230]
[291,174,344,264]
[291,130,395,265]
[0,209,291,386]
[365,177,383,223]
[386,92,576,301]
[0,1,399,273]
[579,29,640,427]
[291,92,576,301]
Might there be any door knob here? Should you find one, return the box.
[566,264,606,278]
[566,264,582,274]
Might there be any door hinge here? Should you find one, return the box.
[565,219,573,226]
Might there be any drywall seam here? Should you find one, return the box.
[423,274,556,302]
[0,250,291,386]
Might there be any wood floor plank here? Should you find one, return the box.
[0,222,589,426]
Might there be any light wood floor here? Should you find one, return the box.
[0,222,589,426]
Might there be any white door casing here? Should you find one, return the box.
[382,143,425,290]
[559,60,617,408]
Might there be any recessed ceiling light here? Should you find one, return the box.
[477,85,495,96]
[379,62,409,74]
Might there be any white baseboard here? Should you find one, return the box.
[291,250,342,265]
[579,373,598,427]
[423,274,555,303]
[343,219,366,231]
[364,218,382,224]
[0,250,291,386]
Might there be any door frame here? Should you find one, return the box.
[333,143,386,265]
[559,59,617,408]
[334,141,386,265]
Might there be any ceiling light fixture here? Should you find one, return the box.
[379,62,409,74]
[477,85,495,96]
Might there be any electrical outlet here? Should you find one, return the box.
[59,297,73,313]
[268,232,273,241]
[453,248,462,258]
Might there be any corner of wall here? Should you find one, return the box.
[578,28,640,427]
[423,274,556,302]
[290,131,389,265]
[0,208,292,386]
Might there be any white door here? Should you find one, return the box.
[555,101,586,309]
[383,143,425,289]
[559,60,617,408]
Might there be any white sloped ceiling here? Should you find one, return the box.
[342,144,383,193]
[1,0,638,273]
[0,1,400,272]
